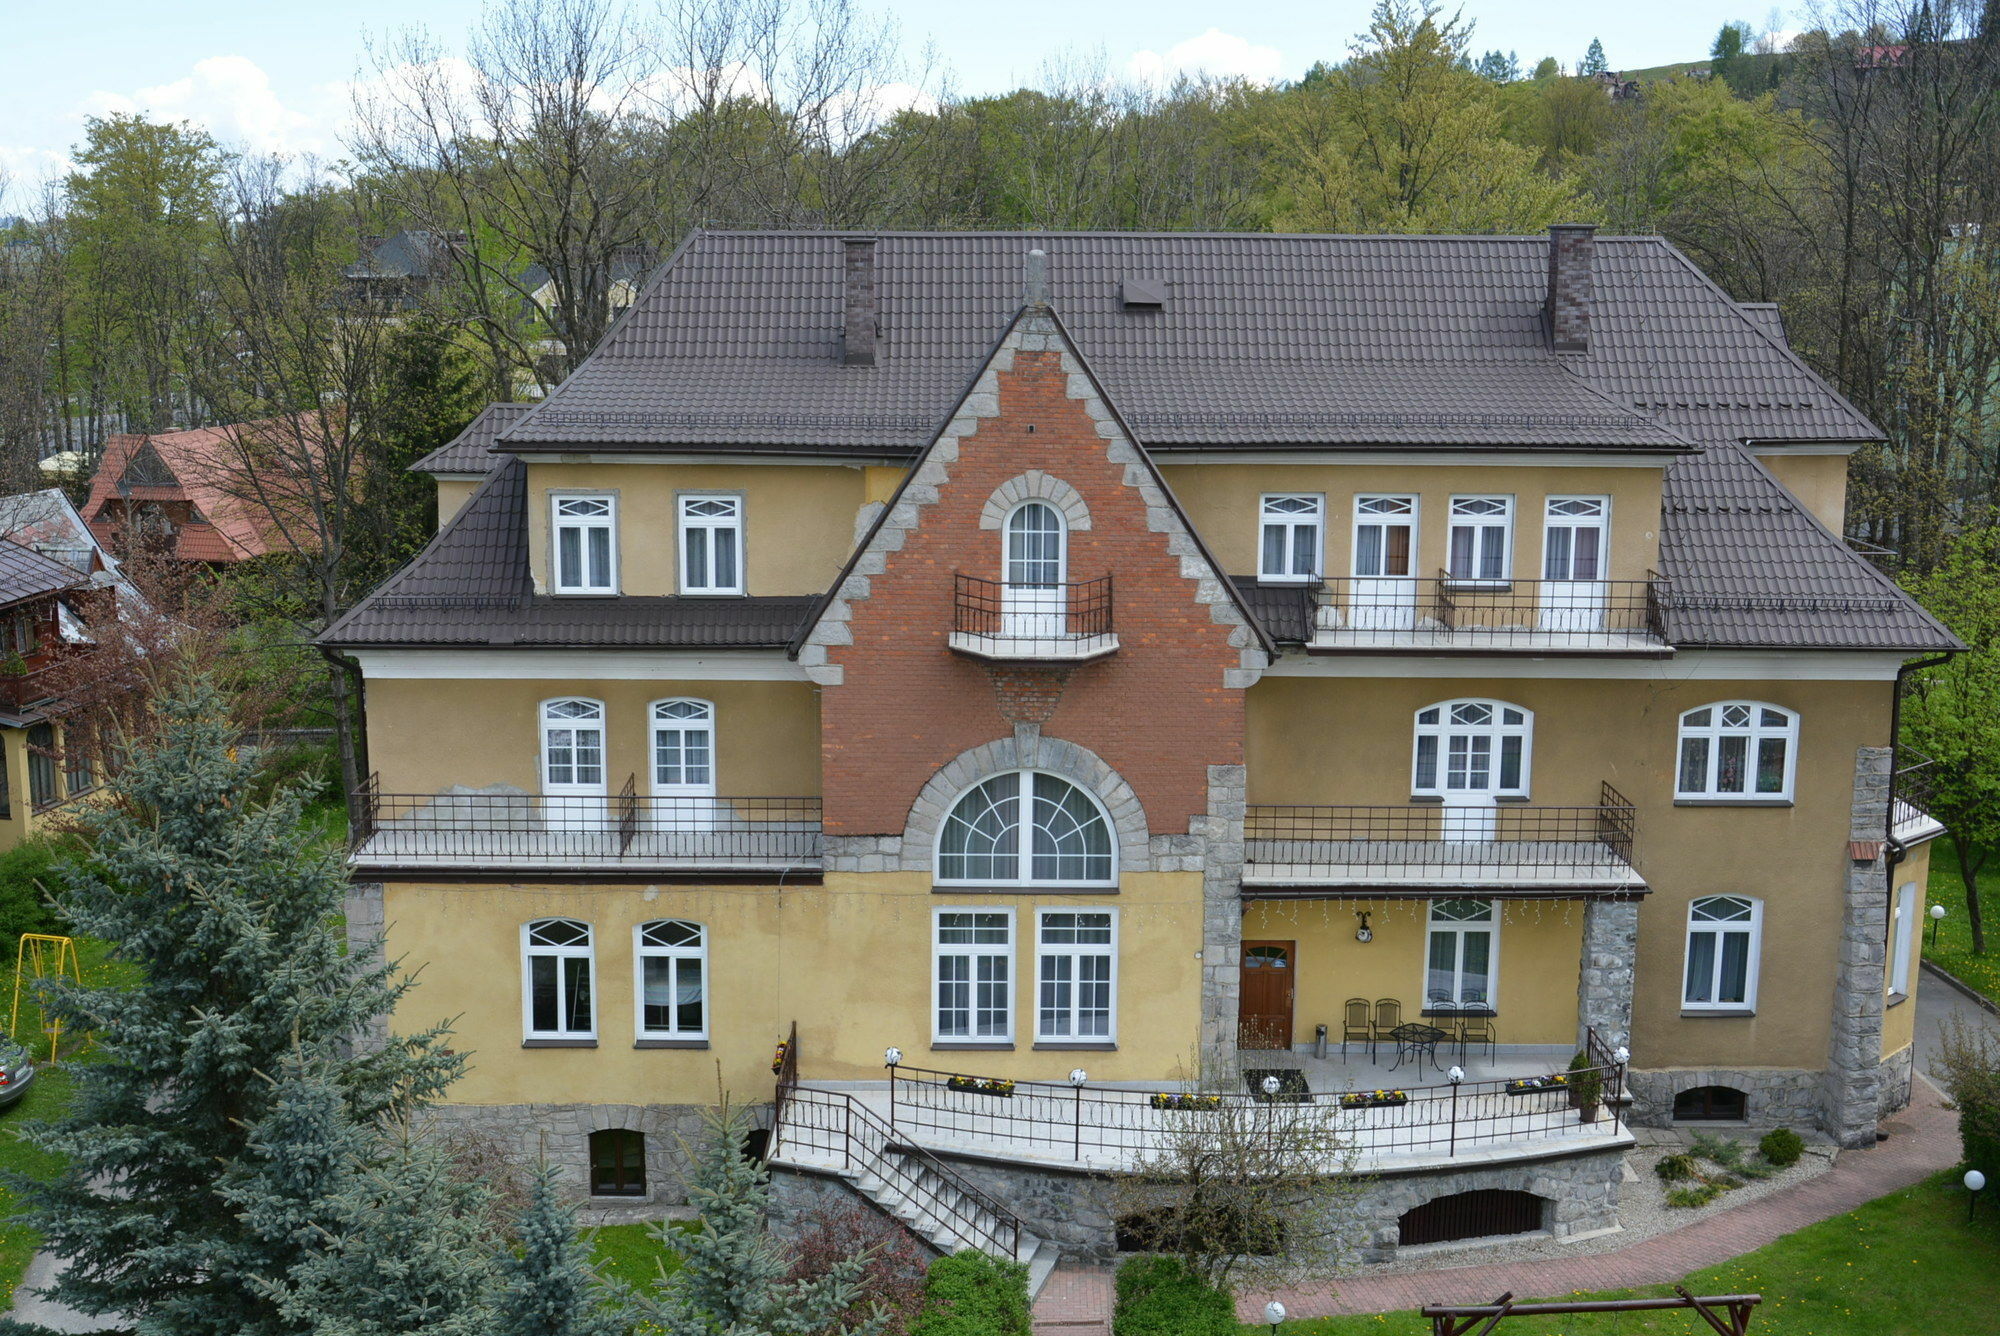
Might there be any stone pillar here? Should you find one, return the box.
[1576,896,1639,1053]
[1198,763,1246,1082]
[344,881,390,1053]
[1822,746,1892,1148]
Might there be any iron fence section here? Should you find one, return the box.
[952,573,1114,656]
[1311,574,1667,650]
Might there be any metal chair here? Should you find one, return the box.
[1341,997,1374,1060]
[1370,998,1402,1057]
[1425,988,1454,1010]
[1457,1015,1497,1065]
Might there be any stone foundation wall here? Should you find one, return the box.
[1623,1067,1823,1129]
[1876,1043,1916,1119]
[1353,1146,1626,1262]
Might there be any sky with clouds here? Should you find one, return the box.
[1,0,1789,206]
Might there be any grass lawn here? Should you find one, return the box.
[1265,1171,2000,1335]
[1924,841,2000,1007]
[587,1220,696,1293]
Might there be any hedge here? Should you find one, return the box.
[909,1249,1030,1336]
[1112,1255,1236,1336]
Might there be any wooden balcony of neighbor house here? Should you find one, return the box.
[948,573,1118,662]
[348,774,823,878]
[1242,784,1642,891]
[1309,573,1672,655]
[0,661,69,711]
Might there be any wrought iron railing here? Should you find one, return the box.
[881,1034,1625,1166]
[951,574,1114,656]
[1890,749,1940,841]
[1242,783,1638,883]
[1311,573,1668,650]
[348,775,822,868]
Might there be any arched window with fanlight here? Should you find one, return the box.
[1002,501,1067,637]
[522,917,595,1041]
[1676,703,1797,801]
[1683,895,1762,1011]
[936,771,1115,887]
[635,919,706,1041]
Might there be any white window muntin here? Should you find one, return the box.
[679,494,744,595]
[1004,501,1066,587]
[934,908,1014,1043]
[1676,702,1798,801]
[650,698,715,797]
[1412,699,1532,797]
[935,770,1117,887]
[523,917,597,1039]
[1352,494,1418,578]
[1424,899,1498,1009]
[634,919,707,1040]
[551,494,617,594]
[1259,494,1324,583]
[541,698,607,796]
[1036,909,1117,1042]
[1447,495,1513,584]
[1683,895,1762,1010]
[1542,495,1609,581]
[1889,883,1916,997]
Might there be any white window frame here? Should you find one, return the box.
[1259,494,1324,583]
[649,698,716,798]
[634,919,708,1041]
[1351,494,1419,578]
[522,918,597,1040]
[1889,882,1916,998]
[550,494,617,595]
[1411,699,1533,798]
[540,697,608,796]
[1541,495,1610,581]
[1676,702,1799,802]
[1446,495,1514,585]
[933,908,1015,1045]
[678,493,744,595]
[934,770,1117,888]
[1424,899,1499,1010]
[1682,895,1763,1011]
[1004,501,1067,587]
[1036,909,1118,1043]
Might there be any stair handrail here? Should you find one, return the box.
[841,1089,1024,1261]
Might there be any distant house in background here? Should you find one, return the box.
[342,229,463,309]
[82,422,311,565]
[0,538,109,845]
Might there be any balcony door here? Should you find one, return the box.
[1238,940,1295,1050]
[1002,502,1066,638]
[1539,497,1609,631]
[1351,495,1417,630]
[1415,701,1531,842]
[541,698,608,831]
[651,699,717,836]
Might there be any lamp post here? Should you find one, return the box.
[1070,1069,1088,1160]
[1931,902,1949,948]
[884,1047,901,1133]
[1264,1299,1288,1333]
[1447,1066,1463,1158]
[1968,1169,1987,1223]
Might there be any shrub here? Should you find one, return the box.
[909,1250,1030,1336]
[1566,1050,1603,1108]
[1690,1131,1776,1181]
[786,1204,929,1336]
[1937,1017,2000,1184]
[1760,1128,1805,1167]
[1655,1153,1700,1182]
[1112,1255,1236,1336]
[0,835,76,944]
[1665,1184,1725,1209]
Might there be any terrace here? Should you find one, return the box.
[1308,575,1671,655]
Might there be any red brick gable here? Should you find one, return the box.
[810,333,1256,840]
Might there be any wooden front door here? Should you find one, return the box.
[1238,940,1296,1050]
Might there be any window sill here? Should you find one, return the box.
[677,591,749,599]
[634,1039,710,1050]
[1440,579,1513,592]
[549,590,621,599]
[1886,991,1910,1009]
[1408,795,1530,805]
[1032,1041,1118,1051]
[1255,576,1320,586]
[1673,798,1793,808]
[931,885,1119,895]
[1679,1008,1756,1019]
[522,1038,599,1048]
[931,1042,1015,1052]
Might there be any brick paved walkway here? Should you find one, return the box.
[1030,1079,1959,1333]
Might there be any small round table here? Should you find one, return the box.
[1388,1022,1449,1075]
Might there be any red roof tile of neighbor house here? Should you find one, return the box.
[83,419,320,563]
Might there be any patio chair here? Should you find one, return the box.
[1457,1015,1497,1065]
[1341,997,1374,1060]
[1370,997,1402,1054]
[1425,987,1454,1011]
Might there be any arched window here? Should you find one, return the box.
[1005,501,1065,588]
[1683,896,1762,1010]
[1412,700,1532,798]
[522,918,595,1040]
[650,699,715,797]
[540,698,606,795]
[635,920,706,1040]
[937,771,1114,886]
[1673,1085,1747,1122]
[1676,702,1797,801]
[589,1128,646,1196]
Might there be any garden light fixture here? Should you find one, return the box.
[1264,1300,1287,1332]
[1930,902,1948,947]
[884,1047,901,1068]
[1967,1169,1987,1222]
[1069,1068,1088,1086]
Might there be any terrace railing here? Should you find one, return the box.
[951,574,1116,659]
[349,775,822,870]
[1311,573,1669,652]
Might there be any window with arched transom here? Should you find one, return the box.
[936,771,1115,886]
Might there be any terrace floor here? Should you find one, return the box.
[1242,839,1643,889]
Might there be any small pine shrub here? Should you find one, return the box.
[910,1250,1030,1336]
[1655,1153,1700,1182]
[1665,1184,1724,1209]
[1759,1128,1805,1167]
[1566,1050,1603,1107]
[1112,1256,1235,1336]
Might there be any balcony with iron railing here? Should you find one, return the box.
[948,573,1117,662]
[349,773,823,876]
[1890,749,1947,847]
[1243,783,1641,891]
[1309,572,1671,655]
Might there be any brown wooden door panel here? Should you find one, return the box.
[1238,940,1295,1050]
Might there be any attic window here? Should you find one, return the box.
[1120,277,1168,310]
[121,445,175,490]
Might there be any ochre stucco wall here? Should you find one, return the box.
[1754,453,1849,537]
[1882,840,1932,1060]
[435,478,482,526]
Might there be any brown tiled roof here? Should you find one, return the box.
[0,539,85,609]
[408,403,532,476]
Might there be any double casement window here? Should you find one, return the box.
[1683,895,1761,1010]
[551,495,616,594]
[1259,494,1323,582]
[589,1129,646,1196]
[1889,883,1917,998]
[934,910,1013,1042]
[1037,910,1116,1042]
[1425,899,1497,1008]
[1412,700,1532,798]
[936,771,1115,887]
[1447,496,1513,583]
[679,495,743,594]
[650,699,714,796]
[635,920,706,1040]
[523,918,596,1040]
[1676,702,1797,801]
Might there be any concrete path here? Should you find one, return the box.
[8,1252,120,1333]
[1916,960,1997,1082]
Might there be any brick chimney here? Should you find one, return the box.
[1545,223,1596,354]
[842,237,878,367]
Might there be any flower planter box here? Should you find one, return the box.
[1149,1093,1223,1112]
[1505,1075,1570,1096]
[945,1077,1016,1098]
[1340,1091,1409,1110]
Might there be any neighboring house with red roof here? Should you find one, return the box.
[81,421,315,565]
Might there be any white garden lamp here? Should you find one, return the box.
[884,1046,902,1068]
[1967,1169,1987,1222]
[1931,902,1949,947]
[1264,1299,1288,1332]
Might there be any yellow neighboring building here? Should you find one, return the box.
[328,229,1956,1268]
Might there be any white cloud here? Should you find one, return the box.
[1127,28,1285,86]
[78,55,340,159]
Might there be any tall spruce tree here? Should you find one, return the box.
[492,1167,625,1336]
[10,674,462,1334]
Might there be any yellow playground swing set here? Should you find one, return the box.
[9,933,85,1062]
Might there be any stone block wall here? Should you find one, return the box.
[1623,1067,1823,1129]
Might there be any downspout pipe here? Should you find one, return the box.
[1885,652,1954,880]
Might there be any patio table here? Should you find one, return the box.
[1387,1022,1449,1075]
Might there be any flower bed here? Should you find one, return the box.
[1504,1073,1569,1096]
[1340,1089,1409,1109]
[1149,1092,1223,1112]
[945,1076,1016,1098]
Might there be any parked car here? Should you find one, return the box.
[0,1039,37,1108]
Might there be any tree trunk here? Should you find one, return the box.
[319,647,368,830]
[1962,843,1988,955]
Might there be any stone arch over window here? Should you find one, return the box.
[900,736,1149,874]
[979,471,1092,532]
[1397,1189,1549,1246]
